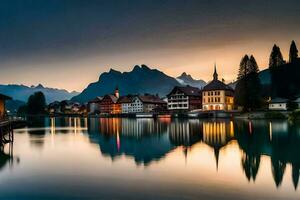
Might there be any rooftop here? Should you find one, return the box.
[167,86,202,97]
[202,64,234,92]
[138,95,166,104]
[202,79,234,91]
[270,98,289,103]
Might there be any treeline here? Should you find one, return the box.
[18,91,46,115]
[235,40,299,111]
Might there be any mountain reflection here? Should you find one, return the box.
[87,118,174,165]
[84,118,300,188]
[45,117,300,188]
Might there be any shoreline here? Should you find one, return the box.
[18,110,296,120]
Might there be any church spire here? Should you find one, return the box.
[213,63,218,80]
[114,86,119,98]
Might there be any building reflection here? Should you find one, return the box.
[202,120,234,169]
[85,116,300,188]
[169,119,202,147]
[87,118,173,165]
[168,119,234,169]
[49,117,88,135]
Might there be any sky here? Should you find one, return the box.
[0,0,300,92]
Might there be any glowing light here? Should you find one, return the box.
[269,122,272,141]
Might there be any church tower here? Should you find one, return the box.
[114,86,119,98]
[213,63,218,80]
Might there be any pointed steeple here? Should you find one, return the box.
[213,63,218,80]
[214,147,220,171]
[114,86,119,98]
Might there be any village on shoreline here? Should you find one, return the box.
[2,40,300,121]
[44,65,300,120]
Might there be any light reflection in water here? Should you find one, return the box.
[0,117,300,199]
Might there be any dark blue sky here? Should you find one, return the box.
[1,0,300,91]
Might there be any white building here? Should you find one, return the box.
[167,86,202,111]
[118,96,134,113]
[269,98,288,111]
[118,95,166,114]
[202,65,234,111]
[130,96,144,113]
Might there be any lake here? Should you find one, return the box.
[0,117,299,200]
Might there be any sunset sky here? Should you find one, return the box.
[1,0,300,92]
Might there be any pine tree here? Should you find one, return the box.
[269,44,285,68]
[248,55,259,73]
[235,55,261,111]
[237,55,249,80]
[289,40,298,63]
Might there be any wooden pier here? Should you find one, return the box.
[0,120,14,145]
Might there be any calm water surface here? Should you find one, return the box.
[0,117,299,200]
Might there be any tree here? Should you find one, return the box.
[237,55,249,80]
[26,92,46,115]
[269,44,285,68]
[248,55,259,73]
[235,55,262,111]
[289,40,298,63]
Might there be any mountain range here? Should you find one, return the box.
[72,65,185,103]
[176,72,206,88]
[0,84,79,104]
[2,64,272,108]
[72,64,272,103]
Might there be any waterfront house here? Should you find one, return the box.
[99,87,121,114]
[269,98,288,111]
[60,100,74,114]
[87,96,103,114]
[48,101,61,114]
[118,94,166,113]
[0,94,12,120]
[167,86,202,112]
[100,95,120,114]
[202,65,234,111]
[71,102,81,113]
[137,95,167,113]
[117,96,133,114]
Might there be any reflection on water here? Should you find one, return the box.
[86,117,300,189]
[1,117,300,199]
[87,118,173,165]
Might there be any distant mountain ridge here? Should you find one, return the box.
[176,72,206,88]
[0,84,79,103]
[72,65,183,103]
